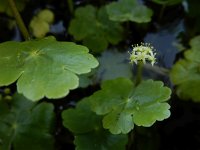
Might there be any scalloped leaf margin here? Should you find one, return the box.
[0,36,99,101]
[62,99,128,150]
[89,78,171,134]
[170,35,200,102]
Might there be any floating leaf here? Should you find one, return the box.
[0,93,55,150]
[62,99,128,150]
[106,0,153,23]
[89,78,171,134]
[78,68,97,88]
[0,36,98,101]
[170,36,200,101]
[68,5,123,53]
[189,35,200,50]
[97,50,133,81]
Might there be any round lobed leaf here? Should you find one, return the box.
[0,36,99,101]
[106,0,153,23]
[170,35,200,102]
[62,99,128,150]
[68,5,123,53]
[89,78,171,134]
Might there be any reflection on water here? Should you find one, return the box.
[144,20,185,68]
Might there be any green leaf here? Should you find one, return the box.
[89,78,171,134]
[30,17,50,38]
[29,9,55,38]
[106,0,153,23]
[170,35,200,102]
[0,0,28,16]
[37,9,54,24]
[0,36,98,101]
[0,93,55,150]
[189,35,200,50]
[62,99,128,150]
[78,68,97,88]
[97,50,133,81]
[68,5,123,53]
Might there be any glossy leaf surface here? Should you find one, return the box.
[68,5,123,53]
[0,94,55,150]
[106,0,153,23]
[89,78,171,134]
[0,36,98,101]
[62,99,128,150]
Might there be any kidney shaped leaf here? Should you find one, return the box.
[62,99,128,150]
[68,5,123,53]
[170,42,200,101]
[106,0,153,23]
[89,78,171,134]
[0,93,55,150]
[0,36,98,101]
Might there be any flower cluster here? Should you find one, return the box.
[129,43,156,66]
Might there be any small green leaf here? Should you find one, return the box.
[170,51,200,101]
[189,35,200,50]
[106,0,153,23]
[97,50,133,81]
[0,36,98,101]
[89,78,171,134]
[29,9,55,38]
[0,93,55,150]
[170,36,200,102]
[30,17,50,38]
[62,99,128,150]
[78,68,97,88]
[68,5,123,53]
[37,9,54,24]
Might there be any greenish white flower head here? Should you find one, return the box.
[129,43,156,66]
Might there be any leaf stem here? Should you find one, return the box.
[8,0,30,40]
[135,62,143,86]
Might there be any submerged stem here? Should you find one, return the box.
[8,0,30,40]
